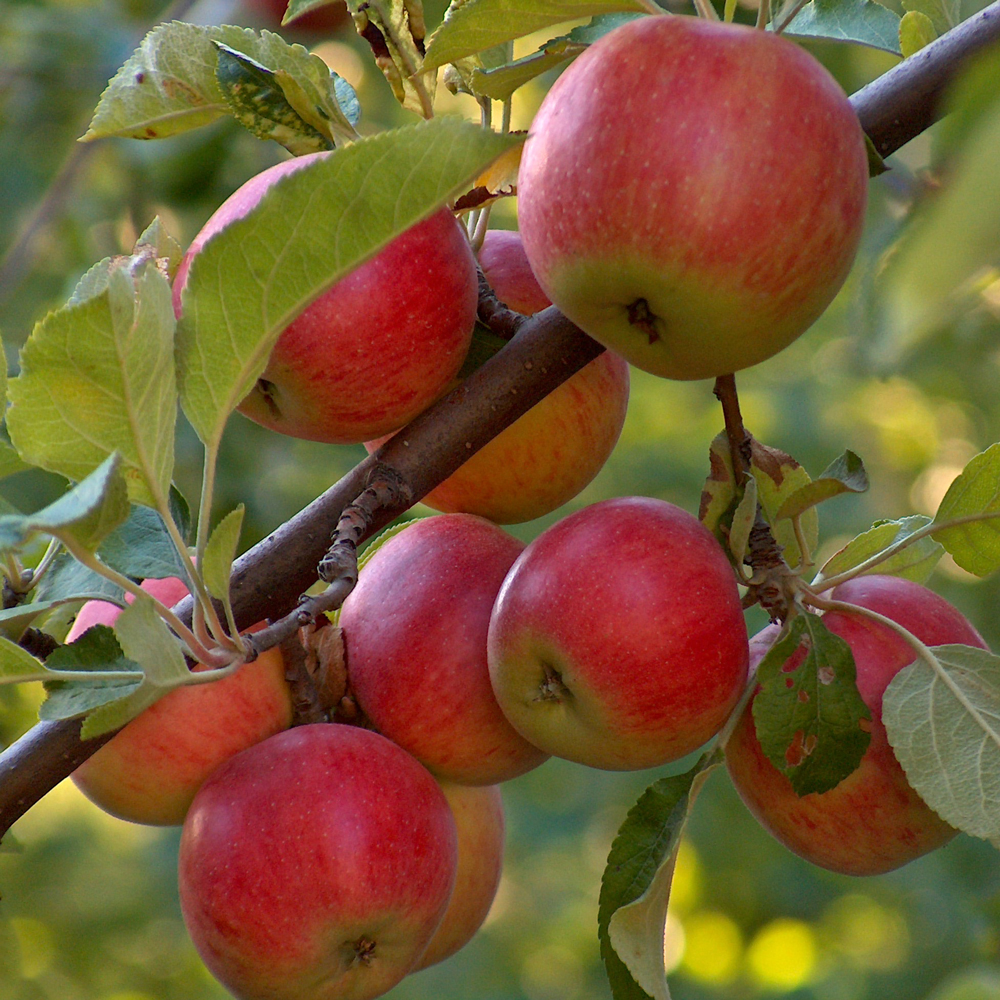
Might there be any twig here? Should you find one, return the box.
[477,265,527,341]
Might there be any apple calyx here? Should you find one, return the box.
[536,663,572,703]
[345,936,377,967]
[627,298,661,345]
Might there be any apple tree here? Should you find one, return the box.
[2,0,1000,998]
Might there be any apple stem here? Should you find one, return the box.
[691,0,721,19]
[713,375,751,482]
[755,0,772,30]
[471,203,494,252]
[23,538,61,593]
[281,632,327,726]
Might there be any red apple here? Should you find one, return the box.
[487,497,750,770]
[416,780,505,970]
[725,575,986,875]
[174,153,478,444]
[368,229,630,524]
[339,514,549,784]
[179,724,457,1000]
[244,0,351,33]
[517,16,869,380]
[69,577,292,826]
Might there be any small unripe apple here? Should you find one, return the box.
[518,16,869,380]
[370,229,631,525]
[416,781,505,970]
[725,575,986,875]
[339,514,549,784]
[69,577,292,826]
[179,724,458,1000]
[174,153,478,444]
[488,497,750,770]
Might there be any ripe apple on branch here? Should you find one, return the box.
[1,3,1000,1000]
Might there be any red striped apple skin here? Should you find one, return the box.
[518,16,868,381]
[69,577,292,826]
[416,781,505,970]
[179,725,458,1000]
[174,153,477,444]
[726,576,986,875]
[340,514,549,785]
[488,497,750,771]
[392,229,630,525]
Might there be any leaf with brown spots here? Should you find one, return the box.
[752,612,871,796]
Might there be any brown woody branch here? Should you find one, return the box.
[2,3,1000,837]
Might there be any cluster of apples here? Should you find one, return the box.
[68,13,982,1000]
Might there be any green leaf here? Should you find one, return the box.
[33,554,126,605]
[85,23,359,146]
[85,22,233,141]
[934,46,1000,166]
[698,432,739,543]
[752,613,871,796]
[599,752,720,1000]
[215,44,333,156]
[203,505,245,600]
[348,0,436,117]
[468,14,642,101]
[774,450,869,521]
[0,637,56,684]
[176,118,519,448]
[874,84,1000,362]
[0,455,129,554]
[750,440,819,570]
[39,626,144,720]
[0,331,7,409]
[899,10,937,57]
[422,0,656,72]
[114,594,191,686]
[77,595,194,739]
[729,476,757,568]
[134,217,184,280]
[470,39,585,101]
[932,443,1000,577]
[7,254,177,508]
[818,515,944,584]
[864,132,888,177]
[0,600,75,642]
[98,503,190,581]
[883,644,1000,846]
[0,441,31,481]
[781,0,902,54]
[901,0,956,36]
[454,323,509,381]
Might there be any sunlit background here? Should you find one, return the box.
[2,0,1000,997]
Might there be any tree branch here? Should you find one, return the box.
[850,0,1000,159]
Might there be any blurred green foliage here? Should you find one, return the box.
[2,0,1000,998]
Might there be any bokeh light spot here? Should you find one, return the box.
[822,893,910,971]
[680,910,743,984]
[746,917,818,990]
